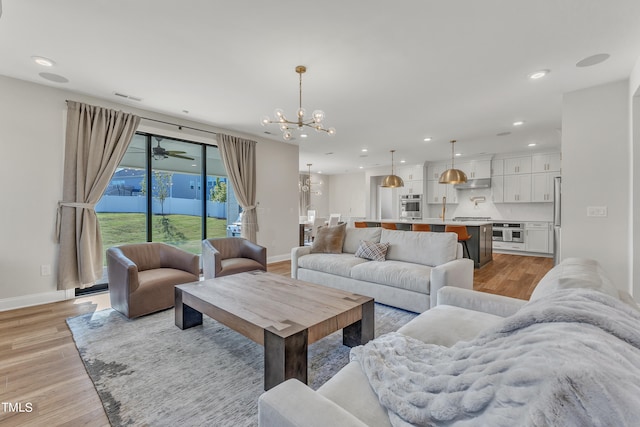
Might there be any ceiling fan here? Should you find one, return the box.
[152,137,195,160]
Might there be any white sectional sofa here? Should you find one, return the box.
[291,227,475,313]
[259,258,640,426]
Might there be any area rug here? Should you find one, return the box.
[67,303,416,427]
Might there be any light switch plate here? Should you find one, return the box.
[587,206,607,217]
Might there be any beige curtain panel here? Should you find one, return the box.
[57,101,140,290]
[216,133,258,243]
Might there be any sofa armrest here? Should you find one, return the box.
[106,247,140,293]
[429,258,474,309]
[202,239,222,279]
[291,246,312,279]
[258,379,368,427]
[241,239,267,269]
[437,286,527,317]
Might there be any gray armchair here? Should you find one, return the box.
[202,237,267,279]
[107,242,200,318]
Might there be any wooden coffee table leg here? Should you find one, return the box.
[263,328,308,391]
[343,300,375,347]
[175,287,203,329]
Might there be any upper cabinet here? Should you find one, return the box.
[458,160,491,179]
[531,153,561,173]
[398,164,424,182]
[427,163,448,181]
[504,156,532,175]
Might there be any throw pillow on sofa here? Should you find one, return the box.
[311,223,347,254]
[355,240,390,262]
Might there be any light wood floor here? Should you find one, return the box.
[0,254,552,426]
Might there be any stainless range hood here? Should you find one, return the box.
[454,178,491,189]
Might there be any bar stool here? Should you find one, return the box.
[445,225,471,259]
[411,224,431,232]
[354,221,367,228]
[381,222,397,230]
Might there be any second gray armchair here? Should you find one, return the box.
[202,237,267,279]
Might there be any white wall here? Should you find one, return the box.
[629,56,640,298]
[562,80,630,291]
[0,75,298,309]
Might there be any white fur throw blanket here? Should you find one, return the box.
[350,289,640,427]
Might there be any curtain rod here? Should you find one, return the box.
[138,116,218,136]
[65,99,218,136]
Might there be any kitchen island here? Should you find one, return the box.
[366,218,493,268]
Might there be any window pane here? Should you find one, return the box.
[96,133,148,263]
[206,145,234,238]
[150,137,202,255]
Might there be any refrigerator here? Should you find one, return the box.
[553,176,562,265]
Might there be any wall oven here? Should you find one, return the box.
[492,222,524,242]
[400,194,422,219]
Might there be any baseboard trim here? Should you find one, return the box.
[267,253,290,264]
[0,289,74,312]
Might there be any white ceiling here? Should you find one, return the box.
[1,1,640,174]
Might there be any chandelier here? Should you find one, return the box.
[261,65,335,140]
[299,163,322,195]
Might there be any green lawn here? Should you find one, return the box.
[97,212,228,261]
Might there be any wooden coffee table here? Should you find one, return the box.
[175,270,374,390]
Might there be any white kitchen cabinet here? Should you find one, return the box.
[525,222,550,253]
[398,164,424,182]
[491,159,504,176]
[491,175,504,203]
[459,159,491,179]
[402,179,424,195]
[531,172,556,202]
[427,162,448,181]
[503,174,531,202]
[504,156,532,175]
[532,153,561,173]
[427,181,457,204]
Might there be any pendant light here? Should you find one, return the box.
[381,150,404,188]
[439,140,467,184]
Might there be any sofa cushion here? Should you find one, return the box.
[397,304,504,346]
[350,260,431,293]
[530,257,619,301]
[343,227,382,254]
[298,253,368,277]
[311,223,347,254]
[355,240,389,262]
[381,229,458,266]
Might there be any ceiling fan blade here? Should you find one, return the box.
[168,153,195,160]
[166,150,187,155]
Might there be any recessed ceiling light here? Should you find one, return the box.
[359,166,364,169]
[423,137,432,142]
[455,153,462,157]
[529,69,549,80]
[400,160,406,163]
[191,164,197,167]
[361,148,368,152]
[32,56,55,67]
[513,121,525,126]
[318,171,322,174]
[576,53,610,68]
[300,134,308,138]
[528,143,537,147]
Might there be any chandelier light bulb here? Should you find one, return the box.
[327,127,336,136]
[312,110,325,122]
[280,123,289,131]
[274,108,284,118]
[297,107,306,118]
[283,130,293,140]
[260,116,270,126]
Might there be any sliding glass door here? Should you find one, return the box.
[96,133,234,261]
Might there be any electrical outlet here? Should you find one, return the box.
[587,206,607,217]
[40,265,52,276]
